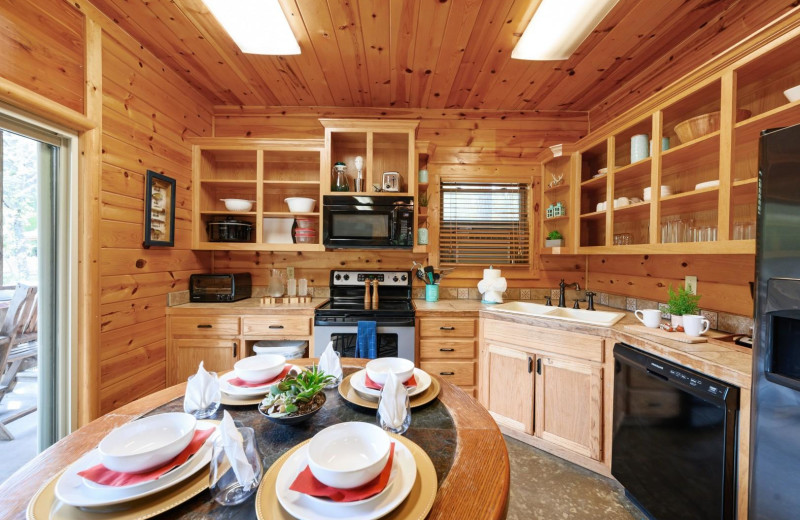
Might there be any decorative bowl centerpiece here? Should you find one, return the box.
[259,366,334,425]
[98,412,197,473]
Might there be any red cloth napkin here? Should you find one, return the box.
[77,427,215,486]
[290,442,395,502]
[228,365,292,388]
[364,373,416,391]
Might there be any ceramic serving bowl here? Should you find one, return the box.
[98,412,197,473]
[234,354,286,383]
[307,422,391,489]
[366,357,415,385]
[219,198,255,212]
[784,85,800,102]
[284,197,316,212]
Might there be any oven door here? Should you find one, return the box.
[313,324,415,362]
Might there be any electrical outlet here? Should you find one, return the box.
[287,266,295,279]
[685,276,698,295]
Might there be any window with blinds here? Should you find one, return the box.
[439,182,531,265]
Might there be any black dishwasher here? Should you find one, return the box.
[612,343,739,520]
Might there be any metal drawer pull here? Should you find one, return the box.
[197,324,213,329]
[268,325,284,329]
[440,371,455,376]
[439,326,455,330]
[440,348,455,352]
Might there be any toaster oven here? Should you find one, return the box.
[189,273,252,302]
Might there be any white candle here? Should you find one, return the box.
[298,278,308,296]
[287,278,297,297]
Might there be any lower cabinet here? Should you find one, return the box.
[480,318,605,463]
[172,338,239,383]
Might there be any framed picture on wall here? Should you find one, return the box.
[143,170,176,248]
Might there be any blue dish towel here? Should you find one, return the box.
[356,321,377,359]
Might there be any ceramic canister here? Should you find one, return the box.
[631,134,649,163]
[418,169,429,183]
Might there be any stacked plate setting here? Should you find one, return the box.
[221,354,299,402]
[349,358,432,402]
[274,422,418,520]
[53,413,217,509]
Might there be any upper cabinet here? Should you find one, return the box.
[543,25,800,255]
[191,139,324,251]
[321,119,419,196]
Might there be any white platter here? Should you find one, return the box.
[349,368,431,400]
[54,422,217,508]
[275,440,415,520]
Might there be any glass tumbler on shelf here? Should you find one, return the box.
[209,427,263,506]
[377,392,411,435]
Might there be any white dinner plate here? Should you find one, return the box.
[220,365,301,397]
[275,440,416,520]
[54,422,217,508]
[349,368,431,400]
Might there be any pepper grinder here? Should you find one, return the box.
[354,155,365,192]
[372,278,379,309]
[364,279,371,308]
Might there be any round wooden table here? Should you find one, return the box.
[0,359,509,519]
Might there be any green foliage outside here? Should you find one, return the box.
[2,131,39,286]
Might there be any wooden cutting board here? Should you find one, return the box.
[624,324,708,343]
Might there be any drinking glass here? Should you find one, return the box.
[377,392,411,435]
[184,372,221,419]
[210,427,263,506]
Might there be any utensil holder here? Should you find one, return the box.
[425,284,439,302]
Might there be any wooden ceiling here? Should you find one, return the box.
[91,0,796,115]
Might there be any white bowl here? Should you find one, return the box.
[98,413,197,473]
[284,197,316,213]
[220,198,255,212]
[307,422,391,489]
[234,354,286,383]
[784,85,800,102]
[365,357,415,385]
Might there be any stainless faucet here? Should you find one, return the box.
[558,279,581,308]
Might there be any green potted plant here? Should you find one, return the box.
[418,192,429,215]
[258,366,334,424]
[666,284,701,327]
[545,230,564,248]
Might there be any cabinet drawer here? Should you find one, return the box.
[420,339,475,359]
[170,316,240,336]
[420,361,475,387]
[242,316,311,336]
[420,318,476,338]
[483,319,604,363]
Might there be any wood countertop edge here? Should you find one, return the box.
[0,360,509,520]
[479,307,752,390]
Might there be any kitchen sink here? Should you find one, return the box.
[490,301,625,327]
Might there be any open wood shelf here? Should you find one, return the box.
[613,201,651,221]
[580,210,607,221]
[660,186,719,214]
[581,175,607,189]
[613,157,651,180]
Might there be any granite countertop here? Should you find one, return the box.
[167,297,324,314]
[479,303,753,389]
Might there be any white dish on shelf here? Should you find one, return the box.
[784,85,800,102]
[263,218,294,244]
[220,199,255,212]
[274,440,416,520]
[694,180,721,190]
[55,422,216,508]
[349,368,431,400]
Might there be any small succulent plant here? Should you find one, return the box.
[261,366,334,417]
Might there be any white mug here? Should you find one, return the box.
[683,314,710,337]
[634,309,661,328]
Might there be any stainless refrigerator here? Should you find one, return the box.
[750,124,800,519]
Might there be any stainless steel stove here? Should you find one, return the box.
[313,270,415,361]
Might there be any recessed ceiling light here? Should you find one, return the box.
[204,0,301,55]
[512,0,619,61]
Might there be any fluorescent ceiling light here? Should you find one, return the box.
[204,0,300,55]
[512,0,619,61]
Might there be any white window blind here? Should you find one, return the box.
[439,182,530,265]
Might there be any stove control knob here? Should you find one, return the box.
[401,274,407,281]
[343,274,350,281]
[334,274,341,281]
[393,276,399,282]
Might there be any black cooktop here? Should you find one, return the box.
[315,300,413,313]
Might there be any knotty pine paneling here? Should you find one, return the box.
[0,0,85,113]
[98,24,213,415]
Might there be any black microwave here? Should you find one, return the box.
[189,273,252,302]
[323,195,414,249]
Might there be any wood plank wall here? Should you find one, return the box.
[0,0,216,417]
[212,107,589,289]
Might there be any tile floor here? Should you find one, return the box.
[504,436,644,520]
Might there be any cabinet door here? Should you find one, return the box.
[483,341,534,434]
[535,355,603,460]
[173,338,239,384]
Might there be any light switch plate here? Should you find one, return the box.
[685,276,698,295]
[287,266,295,279]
